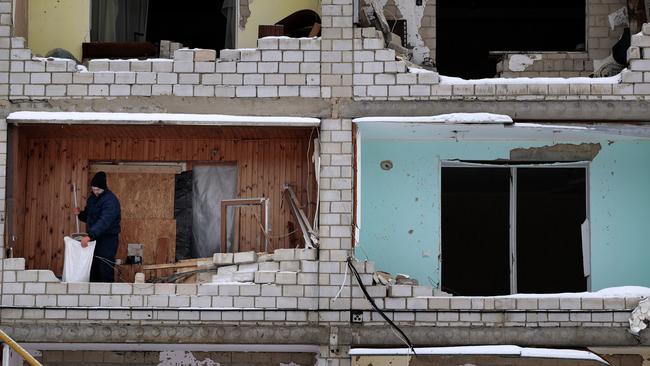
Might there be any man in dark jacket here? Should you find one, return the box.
[73,171,121,282]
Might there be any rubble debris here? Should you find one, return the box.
[395,273,418,286]
[283,185,319,249]
[630,297,650,335]
[373,271,394,285]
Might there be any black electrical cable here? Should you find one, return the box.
[346,256,417,355]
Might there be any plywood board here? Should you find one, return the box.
[100,171,175,220]
[118,219,176,265]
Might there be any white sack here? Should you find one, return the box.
[63,236,96,283]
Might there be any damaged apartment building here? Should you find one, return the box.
[0,0,650,365]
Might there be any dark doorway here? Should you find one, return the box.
[436,0,586,79]
[147,0,228,51]
[517,168,587,293]
[441,167,511,296]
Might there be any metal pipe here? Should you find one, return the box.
[0,329,42,366]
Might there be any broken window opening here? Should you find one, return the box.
[441,163,588,296]
[436,0,586,79]
[88,0,235,59]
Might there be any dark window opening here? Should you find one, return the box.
[441,166,588,296]
[436,0,586,79]
[89,0,231,59]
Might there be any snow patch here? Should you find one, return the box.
[439,73,622,85]
[7,111,320,127]
[354,113,513,124]
[350,346,608,364]
[497,286,650,299]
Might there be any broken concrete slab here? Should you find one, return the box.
[509,143,602,161]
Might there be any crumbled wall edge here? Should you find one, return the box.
[629,297,650,335]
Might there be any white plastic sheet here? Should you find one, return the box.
[192,165,237,257]
[62,236,96,283]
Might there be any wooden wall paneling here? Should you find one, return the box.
[118,219,176,265]
[8,127,28,260]
[19,128,317,274]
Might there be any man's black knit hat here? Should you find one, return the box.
[90,171,107,190]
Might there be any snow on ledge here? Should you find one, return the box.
[496,286,650,299]
[353,113,513,124]
[436,73,622,85]
[349,345,609,364]
[7,111,321,127]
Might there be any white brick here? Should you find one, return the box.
[195,49,217,62]
[258,37,279,50]
[219,49,241,61]
[151,85,172,95]
[273,248,296,261]
[151,60,173,72]
[115,72,136,84]
[234,251,258,264]
[88,59,109,72]
[214,86,235,97]
[201,73,222,85]
[195,62,215,73]
[254,271,276,284]
[109,60,130,71]
[215,61,236,73]
[73,72,93,84]
[173,61,194,73]
[179,73,200,84]
[173,84,194,96]
[240,49,261,62]
[213,253,234,265]
[157,72,178,84]
[130,60,152,72]
[109,84,130,96]
[174,49,195,61]
[276,271,298,284]
[257,86,278,97]
[259,62,279,74]
[262,50,282,62]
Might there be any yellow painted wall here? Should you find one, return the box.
[238,0,321,48]
[28,0,90,60]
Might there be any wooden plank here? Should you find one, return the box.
[118,219,176,265]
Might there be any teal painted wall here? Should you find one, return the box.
[358,138,650,291]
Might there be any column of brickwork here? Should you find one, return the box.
[320,0,354,98]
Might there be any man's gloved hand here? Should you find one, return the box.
[80,236,91,248]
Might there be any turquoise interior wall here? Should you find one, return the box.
[358,138,650,291]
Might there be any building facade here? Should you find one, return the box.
[0,0,650,365]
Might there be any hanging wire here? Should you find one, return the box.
[346,256,416,355]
